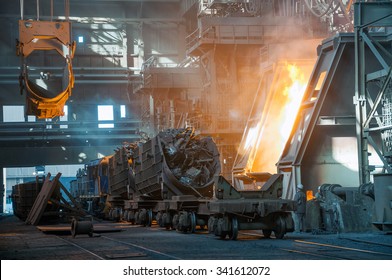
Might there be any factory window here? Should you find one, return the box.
[27,115,36,122]
[78,36,84,43]
[98,105,114,128]
[120,105,126,118]
[60,106,68,129]
[46,119,52,129]
[3,106,24,122]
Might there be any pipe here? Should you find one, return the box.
[20,0,24,20]
[0,66,141,71]
[1,14,182,24]
[50,0,53,21]
[14,74,139,78]
[0,80,133,85]
[0,134,141,142]
[36,0,39,21]
[0,120,141,127]
[74,80,131,84]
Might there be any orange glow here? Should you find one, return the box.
[306,190,315,201]
[248,62,310,173]
[278,64,307,150]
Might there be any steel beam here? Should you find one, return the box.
[354,2,392,28]
[0,14,182,24]
[364,67,392,128]
[361,31,389,70]
[354,2,392,184]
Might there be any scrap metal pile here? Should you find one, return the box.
[11,173,86,225]
[160,127,220,189]
[128,127,220,200]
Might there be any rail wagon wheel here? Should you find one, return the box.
[162,212,172,229]
[218,218,228,239]
[208,216,216,234]
[156,212,163,227]
[177,212,190,233]
[146,209,153,227]
[228,216,238,240]
[172,214,179,231]
[273,216,286,239]
[189,212,196,233]
[262,229,272,239]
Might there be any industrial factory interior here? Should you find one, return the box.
[1,0,392,267]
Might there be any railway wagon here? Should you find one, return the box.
[87,128,296,239]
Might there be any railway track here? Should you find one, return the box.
[56,233,182,260]
[338,236,392,248]
[224,230,392,260]
[284,239,392,260]
[53,226,392,260]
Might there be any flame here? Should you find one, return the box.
[248,62,309,173]
[306,190,315,201]
[278,64,307,151]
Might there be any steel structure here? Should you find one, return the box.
[276,33,358,197]
[354,2,392,184]
[353,2,392,232]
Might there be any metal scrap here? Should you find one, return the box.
[18,173,87,225]
[160,127,218,188]
[25,173,62,226]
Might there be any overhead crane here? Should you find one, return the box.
[16,0,75,119]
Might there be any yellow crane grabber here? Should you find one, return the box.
[16,20,75,119]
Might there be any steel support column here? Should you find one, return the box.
[354,2,392,184]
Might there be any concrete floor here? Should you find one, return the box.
[1,214,391,260]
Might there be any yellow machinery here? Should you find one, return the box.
[16,19,75,119]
